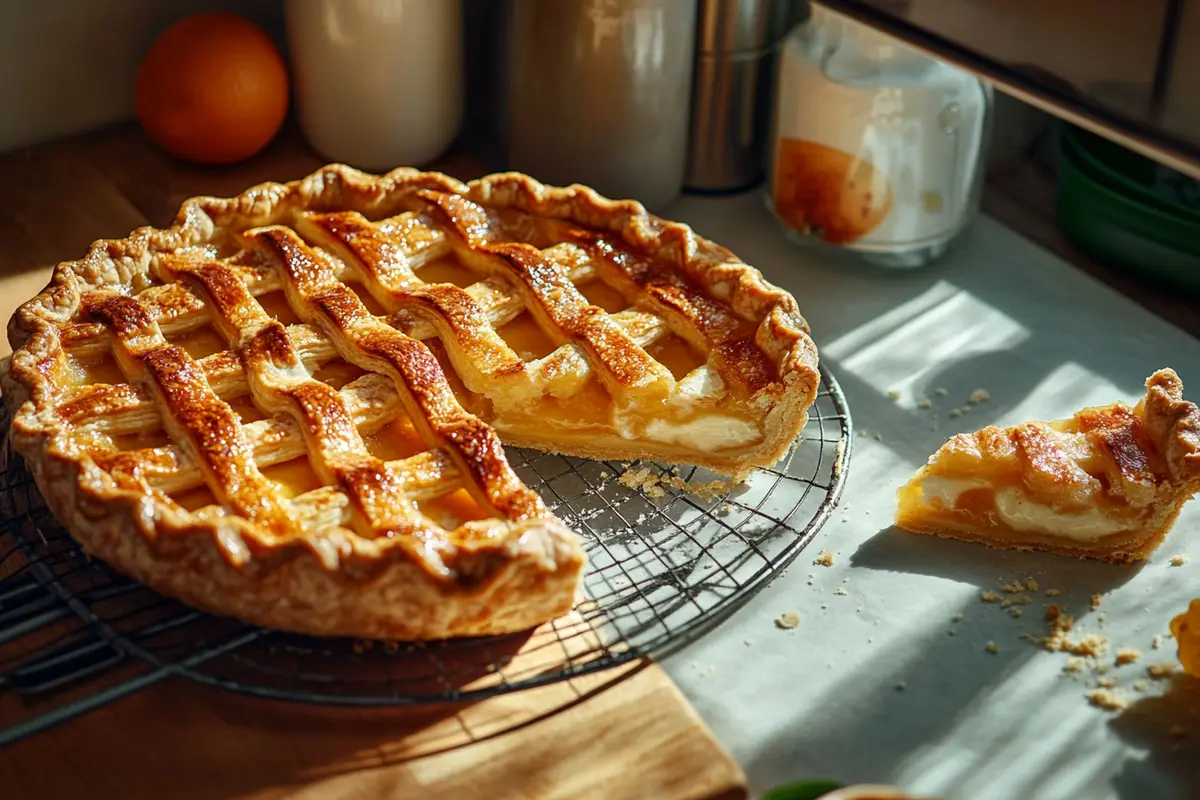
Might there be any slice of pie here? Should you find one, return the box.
[895,369,1200,562]
[2,164,820,640]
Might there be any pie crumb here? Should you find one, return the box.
[775,611,801,630]
[1063,657,1086,674]
[1170,554,1189,566]
[814,551,835,567]
[968,388,991,404]
[1087,689,1128,711]
[1115,648,1141,666]
[951,614,963,623]
[918,397,933,409]
[873,432,883,441]
[887,389,901,401]
[1009,607,1023,618]
[985,641,999,654]
[1153,635,1164,650]
[935,387,949,396]
[1024,578,1040,592]
[1001,594,1032,607]
[1148,662,1178,680]
[980,591,1003,603]
[1091,593,1103,610]
[1133,679,1149,692]
[1170,724,1189,739]
[834,587,848,596]
[1001,582,1024,594]
[1097,677,1117,688]
[949,408,964,419]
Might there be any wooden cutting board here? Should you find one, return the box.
[0,124,748,800]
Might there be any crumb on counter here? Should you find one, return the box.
[1063,657,1086,673]
[1170,724,1189,739]
[1045,588,1062,597]
[985,641,999,654]
[1024,578,1040,592]
[1097,677,1117,689]
[968,388,991,404]
[1170,554,1189,567]
[949,408,965,419]
[951,614,963,623]
[1001,582,1024,594]
[1148,662,1178,680]
[981,591,1003,603]
[834,587,848,596]
[1009,607,1024,618]
[1086,689,1128,711]
[775,611,801,630]
[1133,679,1149,692]
[887,389,901,401]
[1153,635,1164,650]
[1002,594,1032,607]
[918,397,933,409]
[815,551,835,567]
[873,432,883,441]
[1115,648,1142,666]
[935,387,949,396]
[1091,593,1104,610]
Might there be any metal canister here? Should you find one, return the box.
[684,0,802,192]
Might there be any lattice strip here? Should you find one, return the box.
[161,256,436,534]
[414,191,675,406]
[82,294,290,530]
[246,225,546,522]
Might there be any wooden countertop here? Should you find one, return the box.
[0,124,747,800]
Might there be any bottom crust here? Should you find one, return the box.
[26,441,585,641]
[894,504,1185,564]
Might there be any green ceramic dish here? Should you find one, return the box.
[1056,129,1200,296]
[1061,124,1200,223]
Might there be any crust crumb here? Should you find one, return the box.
[1148,662,1178,680]
[1044,588,1061,597]
[1009,607,1023,618]
[834,587,848,596]
[980,591,1003,603]
[1153,634,1164,650]
[1133,679,1149,692]
[1002,593,1032,607]
[1063,657,1086,673]
[968,388,990,404]
[619,467,667,498]
[935,387,949,396]
[814,551,835,567]
[775,611,801,630]
[1001,582,1024,594]
[1170,724,1189,739]
[1097,677,1117,688]
[1091,593,1104,610]
[1115,648,1142,666]
[1169,554,1189,566]
[951,613,963,623]
[985,641,999,654]
[1024,578,1040,592]
[918,397,933,409]
[1087,689,1128,711]
[887,389,901,401]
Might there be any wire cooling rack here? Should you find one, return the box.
[0,365,851,746]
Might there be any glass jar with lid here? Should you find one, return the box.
[767,6,992,268]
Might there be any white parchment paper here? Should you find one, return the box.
[660,193,1200,800]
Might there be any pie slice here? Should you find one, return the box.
[2,164,820,640]
[895,369,1200,562]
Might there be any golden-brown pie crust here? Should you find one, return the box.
[895,369,1200,562]
[2,165,820,639]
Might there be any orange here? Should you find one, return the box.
[135,13,289,165]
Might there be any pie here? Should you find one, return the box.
[895,369,1200,562]
[2,164,820,640]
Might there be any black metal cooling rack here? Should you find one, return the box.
[0,365,851,747]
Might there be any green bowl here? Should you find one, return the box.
[1061,124,1200,223]
[1056,134,1200,296]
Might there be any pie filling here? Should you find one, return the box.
[914,475,1138,542]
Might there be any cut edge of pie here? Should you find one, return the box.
[895,369,1200,563]
[1,164,821,640]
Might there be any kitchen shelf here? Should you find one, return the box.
[814,0,1200,180]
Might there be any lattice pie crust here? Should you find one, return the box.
[3,165,820,640]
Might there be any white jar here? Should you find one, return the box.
[767,6,991,268]
[286,0,463,171]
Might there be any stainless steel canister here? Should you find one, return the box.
[684,0,803,192]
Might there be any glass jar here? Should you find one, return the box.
[766,6,992,268]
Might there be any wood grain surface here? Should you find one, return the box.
[0,123,747,800]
